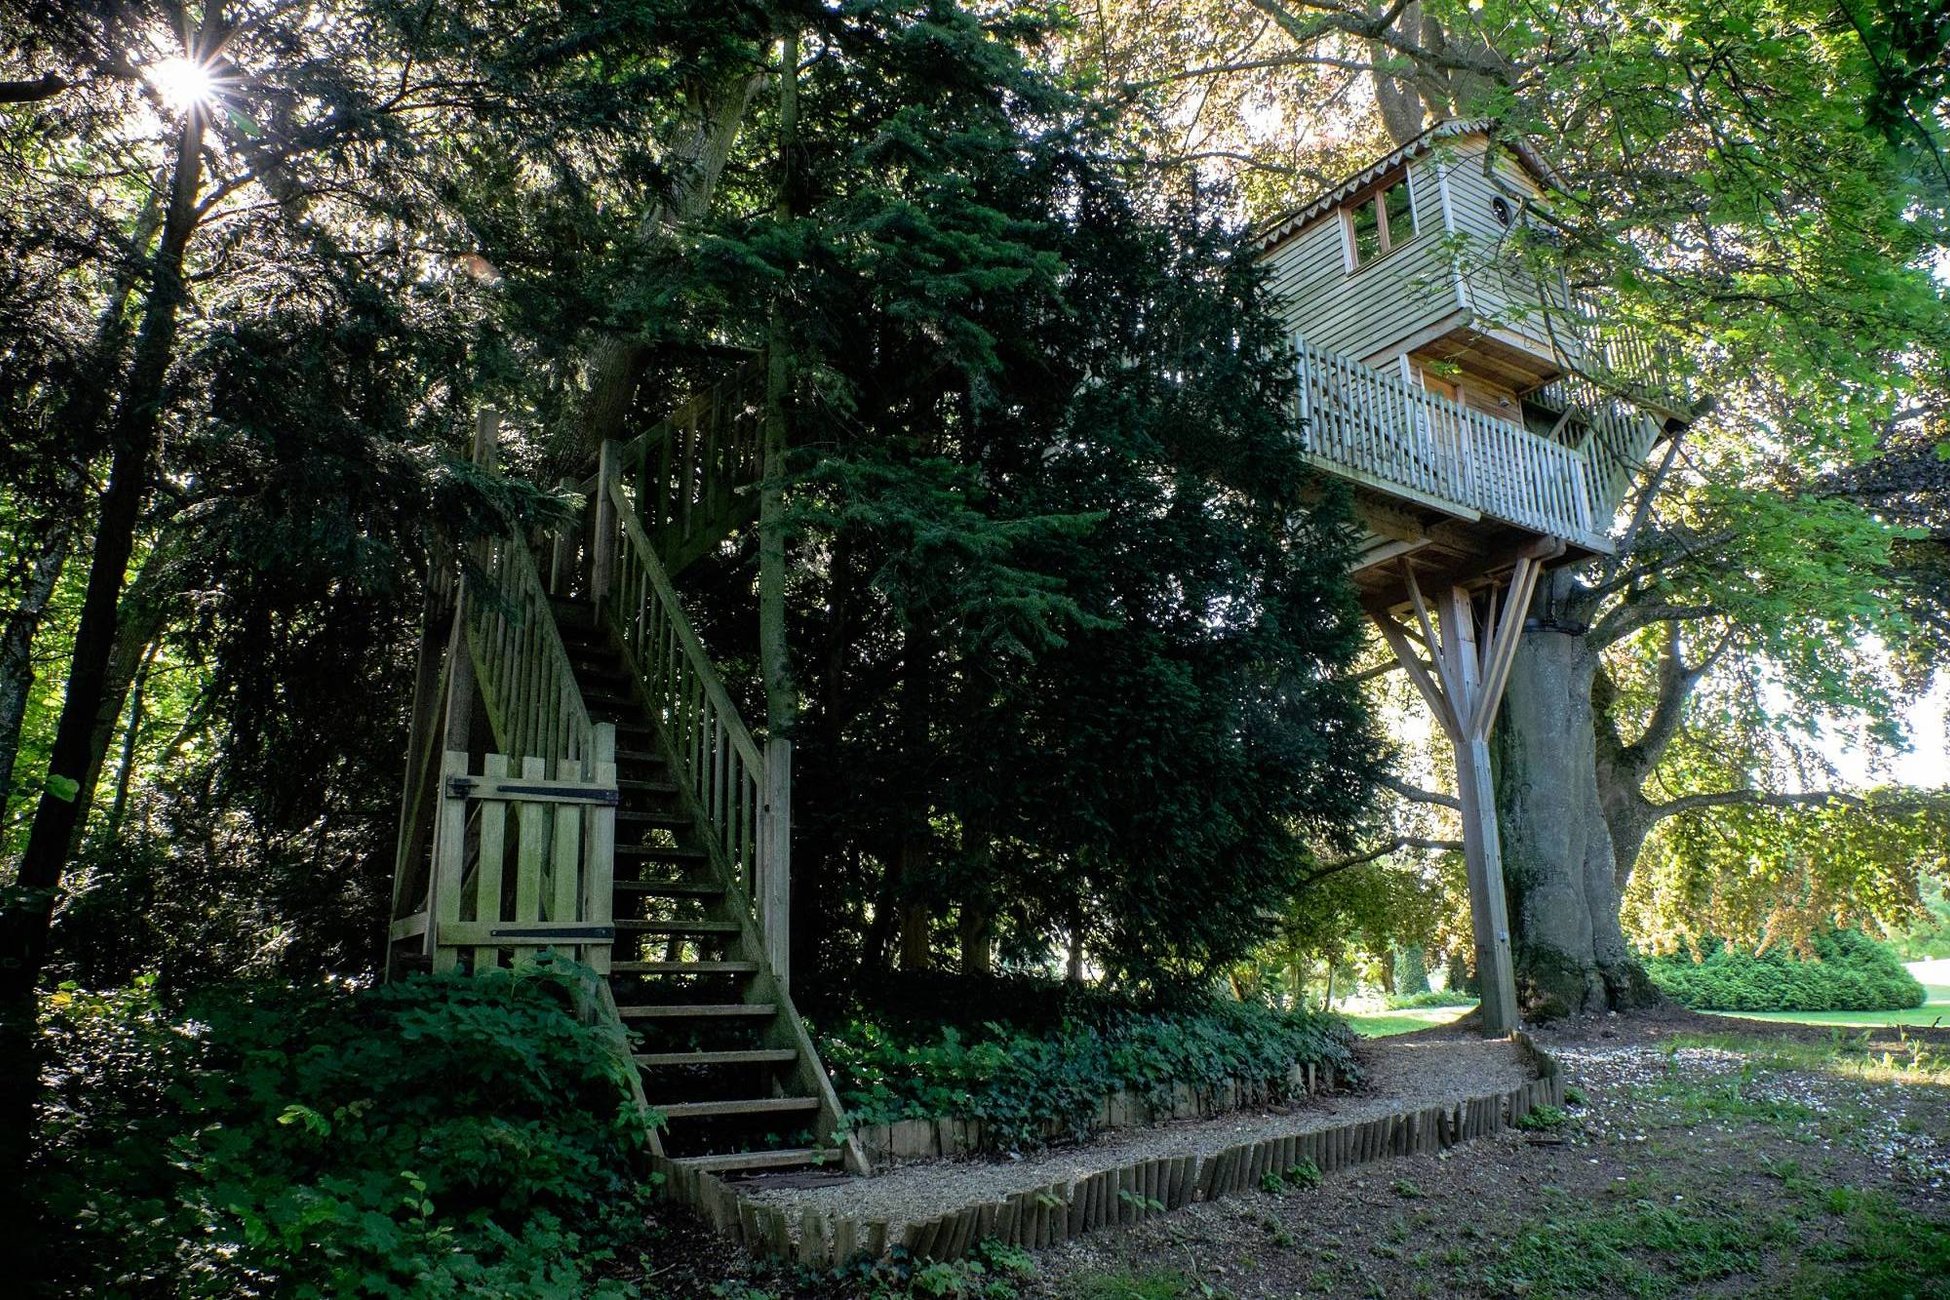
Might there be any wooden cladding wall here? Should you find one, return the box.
[1265,156,1462,366]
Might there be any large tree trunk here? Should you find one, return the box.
[0,91,207,1239]
[572,74,760,459]
[1492,598,1656,1016]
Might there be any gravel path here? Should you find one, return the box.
[739,1037,1532,1235]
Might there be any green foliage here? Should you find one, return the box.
[1516,1104,1569,1132]
[832,1240,1036,1300]
[35,963,654,1298]
[1627,797,1950,959]
[1892,871,1950,959]
[823,998,1357,1151]
[1393,944,1431,997]
[1259,1159,1322,1194]
[1646,929,1926,1012]
[1071,1272,1216,1300]
[1383,989,1477,1010]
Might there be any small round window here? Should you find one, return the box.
[1491,196,1514,227]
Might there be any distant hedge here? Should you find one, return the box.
[1646,929,1926,1012]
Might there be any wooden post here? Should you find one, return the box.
[473,754,509,973]
[430,749,470,973]
[591,439,619,615]
[1371,552,1545,1035]
[550,475,576,596]
[583,723,616,976]
[472,409,501,471]
[759,736,791,989]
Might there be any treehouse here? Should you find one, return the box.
[1261,118,1692,597]
[381,122,1694,1193]
[1258,118,1699,1031]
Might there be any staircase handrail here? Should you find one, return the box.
[466,529,601,778]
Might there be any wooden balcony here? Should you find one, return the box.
[1293,339,1614,582]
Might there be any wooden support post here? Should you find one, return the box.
[1371,554,1544,1036]
[591,439,619,615]
[472,409,501,471]
[473,754,509,973]
[430,750,470,973]
[550,475,576,596]
[583,724,616,976]
[759,736,791,990]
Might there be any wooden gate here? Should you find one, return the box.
[392,736,618,975]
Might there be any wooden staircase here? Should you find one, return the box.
[554,601,860,1175]
[389,375,866,1180]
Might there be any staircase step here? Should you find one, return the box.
[614,879,722,897]
[584,692,638,711]
[634,1048,798,1068]
[612,960,759,975]
[615,918,741,935]
[615,844,707,862]
[616,1003,777,1020]
[617,777,680,796]
[658,1096,818,1120]
[619,809,692,828]
[674,1148,833,1174]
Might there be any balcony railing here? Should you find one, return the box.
[1467,252,1695,421]
[1293,339,1608,551]
[1556,291,1693,420]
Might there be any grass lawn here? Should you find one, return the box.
[1345,1002,1477,1037]
[1704,960,1950,1030]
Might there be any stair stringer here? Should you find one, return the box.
[601,613,868,1177]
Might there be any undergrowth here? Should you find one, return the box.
[35,960,654,1298]
[821,999,1358,1151]
[1382,989,1477,1010]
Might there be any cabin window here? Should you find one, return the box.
[1345,176,1416,269]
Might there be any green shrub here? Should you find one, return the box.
[1646,929,1926,1013]
[822,999,1358,1152]
[36,960,654,1298]
[1383,989,1476,1010]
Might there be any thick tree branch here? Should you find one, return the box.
[1304,834,1463,884]
[1649,787,1950,821]
[1378,773,1459,809]
[1589,599,1718,649]
[1616,621,1723,784]
[0,74,69,103]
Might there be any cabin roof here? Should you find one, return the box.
[1256,118,1560,253]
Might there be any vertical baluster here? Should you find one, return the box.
[690,673,706,802]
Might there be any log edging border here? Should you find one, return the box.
[655,1032,1564,1268]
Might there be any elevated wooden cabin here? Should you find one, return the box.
[1258,118,1694,611]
